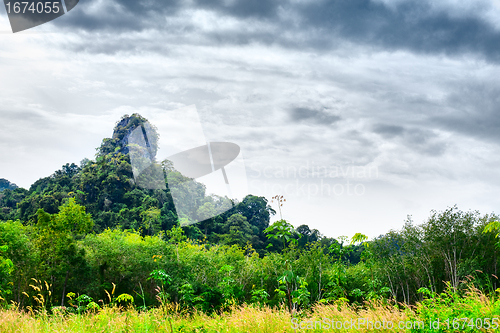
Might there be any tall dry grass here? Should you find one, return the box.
[0,302,410,333]
[1,289,499,333]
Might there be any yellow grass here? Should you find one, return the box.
[0,295,498,333]
[0,301,409,333]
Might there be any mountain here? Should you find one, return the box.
[0,179,17,192]
[0,114,275,253]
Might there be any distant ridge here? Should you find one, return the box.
[0,178,18,192]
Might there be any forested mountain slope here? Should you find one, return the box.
[0,114,324,253]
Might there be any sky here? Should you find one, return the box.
[1,0,500,239]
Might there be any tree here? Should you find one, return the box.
[35,198,94,306]
[483,220,500,246]
[234,195,275,234]
[421,207,478,291]
[140,207,161,236]
[0,220,35,306]
[0,244,13,303]
[0,187,27,221]
[219,214,254,247]
[0,179,17,192]
[296,224,321,247]
[265,220,299,251]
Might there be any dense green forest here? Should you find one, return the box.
[1,114,500,322]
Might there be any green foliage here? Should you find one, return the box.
[250,287,269,305]
[66,292,100,313]
[148,269,171,305]
[322,262,349,301]
[1,204,500,318]
[115,293,134,306]
[368,208,499,304]
[218,265,237,307]
[0,179,17,192]
[0,220,34,305]
[1,117,280,255]
[218,214,254,247]
[148,269,171,287]
[34,198,94,308]
[351,232,368,246]
[140,207,161,236]
[484,220,500,248]
[0,244,13,303]
[328,235,359,263]
[179,283,208,311]
[292,279,310,308]
[409,284,500,332]
[52,198,94,235]
[274,259,311,313]
[82,228,164,303]
[264,219,299,251]
[166,225,187,244]
[0,188,28,221]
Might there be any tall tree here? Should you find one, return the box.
[35,198,94,306]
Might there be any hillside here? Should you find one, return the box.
[0,179,17,192]
[0,113,327,254]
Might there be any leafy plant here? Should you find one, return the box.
[115,293,134,307]
[265,220,299,251]
[148,269,171,305]
[218,265,237,308]
[0,245,13,306]
[66,292,99,313]
[250,287,269,306]
[179,283,206,311]
[292,279,310,308]
[484,220,500,248]
[275,263,310,313]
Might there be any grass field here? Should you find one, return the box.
[1,286,500,332]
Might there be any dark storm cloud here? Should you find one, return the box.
[290,107,342,126]
[55,0,183,31]
[402,128,442,152]
[193,0,281,19]
[53,0,500,62]
[431,81,500,142]
[435,114,500,143]
[59,0,279,31]
[373,123,446,156]
[1,109,49,125]
[373,124,405,138]
[294,0,500,60]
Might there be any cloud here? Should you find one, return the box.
[431,80,500,142]
[290,107,342,126]
[2,0,500,237]
[294,0,500,59]
[373,124,405,138]
[49,0,500,63]
[193,0,281,19]
[373,123,446,157]
[402,128,447,156]
[55,0,182,32]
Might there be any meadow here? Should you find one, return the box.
[1,284,499,332]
